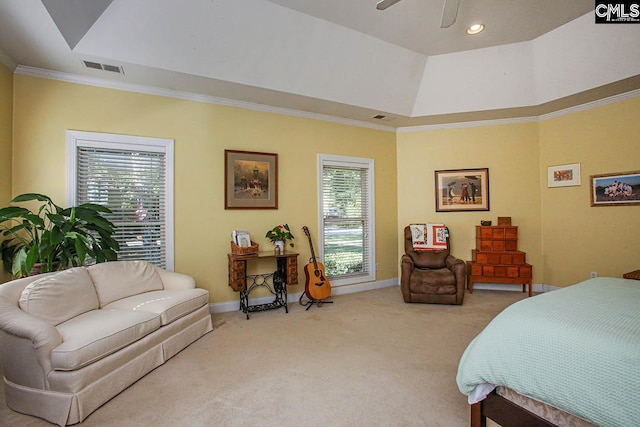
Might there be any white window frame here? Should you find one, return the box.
[317,154,375,287]
[66,130,175,270]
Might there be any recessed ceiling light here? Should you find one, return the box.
[466,24,485,35]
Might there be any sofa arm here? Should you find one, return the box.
[155,267,196,290]
[0,297,62,389]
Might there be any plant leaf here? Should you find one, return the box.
[76,203,113,214]
[82,216,116,233]
[25,245,39,274]
[74,237,87,265]
[0,206,32,222]
[10,193,52,204]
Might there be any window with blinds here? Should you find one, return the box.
[318,155,375,285]
[67,131,174,270]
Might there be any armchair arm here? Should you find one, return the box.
[155,267,196,290]
[445,254,465,270]
[0,297,62,389]
[400,254,415,303]
[446,255,467,304]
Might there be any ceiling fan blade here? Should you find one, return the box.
[376,0,403,11]
[440,0,460,28]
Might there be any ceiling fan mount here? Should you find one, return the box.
[376,0,461,28]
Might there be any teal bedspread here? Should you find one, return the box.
[456,278,640,427]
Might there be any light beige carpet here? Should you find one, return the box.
[0,286,527,427]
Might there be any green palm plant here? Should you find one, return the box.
[0,193,119,278]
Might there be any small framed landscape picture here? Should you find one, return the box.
[590,170,640,207]
[224,150,278,209]
[435,168,489,212]
[547,163,581,188]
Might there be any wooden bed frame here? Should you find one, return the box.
[470,389,556,427]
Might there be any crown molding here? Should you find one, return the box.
[14,65,396,133]
[0,48,17,71]
[13,65,640,134]
[396,115,540,133]
[538,88,640,121]
[397,88,640,132]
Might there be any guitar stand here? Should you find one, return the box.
[303,299,333,311]
[298,293,333,310]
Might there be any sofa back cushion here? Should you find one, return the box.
[19,268,99,325]
[0,272,58,304]
[87,261,164,307]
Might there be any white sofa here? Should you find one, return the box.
[0,260,213,426]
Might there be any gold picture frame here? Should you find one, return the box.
[224,150,278,209]
[590,170,640,207]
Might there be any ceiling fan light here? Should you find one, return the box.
[467,24,485,35]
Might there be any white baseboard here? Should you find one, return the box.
[331,278,398,295]
[209,278,398,314]
[208,279,561,313]
[471,282,560,293]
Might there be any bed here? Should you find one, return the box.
[456,277,640,427]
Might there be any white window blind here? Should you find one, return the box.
[67,131,174,270]
[319,155,375,285]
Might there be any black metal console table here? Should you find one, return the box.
[228,251,298,319]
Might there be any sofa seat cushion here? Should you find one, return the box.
[52,309,161,371]
[103,289,210,326]
[87,261,164,307]
[19,268,99,326]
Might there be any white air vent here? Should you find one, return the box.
[83,60,124,74]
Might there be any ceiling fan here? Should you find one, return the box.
[376,0,461,28]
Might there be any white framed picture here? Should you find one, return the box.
[547,163,581,188]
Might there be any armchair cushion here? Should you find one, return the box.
[408,267,457,295]
[406,250,449,270]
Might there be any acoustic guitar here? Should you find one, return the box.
[302,226,332,301]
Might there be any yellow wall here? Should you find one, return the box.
[7,72,640,293]
[396,122,543,284]
[397,97,640,288]
[539,97,640,285]
[0,62,13,281]
[0,63,11,204]
[10,74,399,302]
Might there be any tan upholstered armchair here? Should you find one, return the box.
[400,226,466,305]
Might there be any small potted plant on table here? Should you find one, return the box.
[265,224,295,254]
